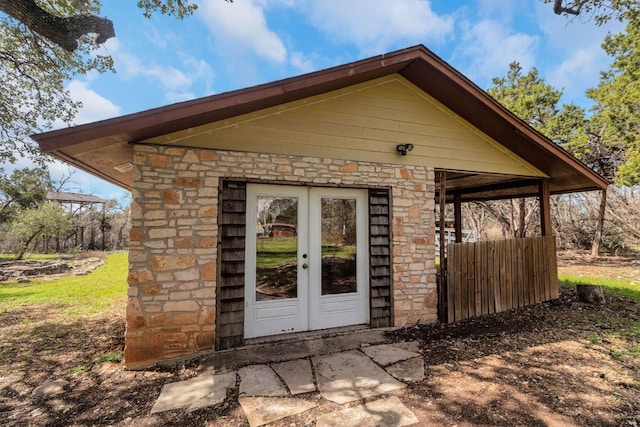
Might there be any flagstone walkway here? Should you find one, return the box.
[150,341,425,426]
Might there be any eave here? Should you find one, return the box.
[32,45,608,198]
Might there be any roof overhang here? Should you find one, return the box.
[32,45,608,199]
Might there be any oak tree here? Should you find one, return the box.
[547,0,638,24]
[482,63,586,239]
[10,201,72,259]
[0,0,197,164]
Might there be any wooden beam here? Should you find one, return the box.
[454,193,462,243]
[539,179,552,236]
[448,178,541,196]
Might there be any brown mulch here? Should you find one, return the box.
[1,251,639,426]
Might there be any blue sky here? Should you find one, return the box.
[16,0,627,202]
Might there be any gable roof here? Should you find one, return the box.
[31,45,607,198]
[46,191,106,204]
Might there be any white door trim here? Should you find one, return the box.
[244,184,369,339]
[244,184,309,339]
[308,187,369,330]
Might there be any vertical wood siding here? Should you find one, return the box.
[215,181,247,350]
[369,188,393,327]
[445,236,558,323]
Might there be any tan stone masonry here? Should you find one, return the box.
[125,144,437,368]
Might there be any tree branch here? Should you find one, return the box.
[554,0,582,15]
[0,0,115,52]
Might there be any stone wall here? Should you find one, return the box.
[125,144,437,368]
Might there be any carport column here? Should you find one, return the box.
[438,171,447,322]
[453,194,462,243]
[539,179,552,236]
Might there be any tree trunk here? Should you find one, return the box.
[0,0,115,52]
[591,188,607,258]
[16,227,43,260]
[116,225,124,250]
[518,198,526,238]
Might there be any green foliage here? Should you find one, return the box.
[137,0,198,19]
[588,11,640,186]
[9,201,72,259]
[0,252,128,318]
[487,62,585,146]
[0,167,51,222]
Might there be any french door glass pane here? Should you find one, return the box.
[255,196,298,301]
[321,198,357,295]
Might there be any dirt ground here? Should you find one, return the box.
[1,251,639,426]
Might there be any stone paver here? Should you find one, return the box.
[187,372,236,412]
[385,357,425,383]
[271,358,316,395]
[32,379,68,397]
[315,396,419,427]
[389,340,421,354]
[150,372,235,414]
[361,343,421,366]
[150,340,426,425]
[239,396,317,427]
[238,365,287,397]
[313,350,405,404]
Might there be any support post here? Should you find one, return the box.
[454,193,462,243]
[438,172,447,322]
[539,179,552,236]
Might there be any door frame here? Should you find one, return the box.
[308,187,369,330]
[216,180,393,350]
[244,184,369,339]
[244,184,309,339]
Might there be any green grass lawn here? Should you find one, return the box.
[0,253,65,262]
[256,237,355,269]
[559,274,640,302]
[0,252,128,319]
[560,272,640,364]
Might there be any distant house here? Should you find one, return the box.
[32,45,607,369]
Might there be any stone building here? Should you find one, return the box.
[33,45,607,369]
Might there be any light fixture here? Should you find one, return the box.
[114,162,134,173]
[396,143,414,156]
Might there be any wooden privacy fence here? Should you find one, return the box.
[444,236,559,323]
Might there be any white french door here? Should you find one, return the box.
[244,184,369,339]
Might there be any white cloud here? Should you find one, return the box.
[301,0,454,55]
[455,19,538,84]
[103,38,214,102]
[474,0,521,24]
[198,0,287,63]
[532,1,625,103]
[548,48,601,101]
[114,48,192,90]
[57,80,121,127]
[290,51,316,74]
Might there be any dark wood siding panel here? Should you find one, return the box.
[216,180,247,350]
[369,188,393,328]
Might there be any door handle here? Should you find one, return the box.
[302,263,308,269]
